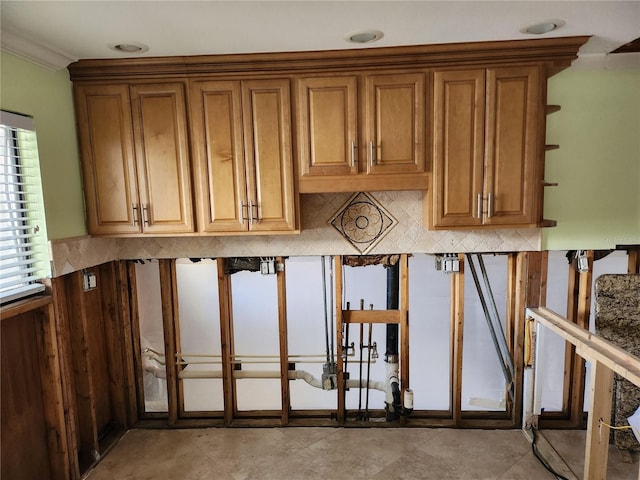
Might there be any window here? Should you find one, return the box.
[0,110,50,304]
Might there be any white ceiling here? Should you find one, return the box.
[1,1,639,70]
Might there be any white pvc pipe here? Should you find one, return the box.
[164,367,410,410]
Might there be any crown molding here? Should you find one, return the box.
[68,36,591,81]
[1,29,77,71]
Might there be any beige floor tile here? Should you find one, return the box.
[85,427,639,480]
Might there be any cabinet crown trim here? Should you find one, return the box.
[69,36,590,80]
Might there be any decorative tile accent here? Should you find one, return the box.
[48,191,542,276]
[329,192,396,254]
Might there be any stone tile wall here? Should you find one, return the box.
[50,191,541,276]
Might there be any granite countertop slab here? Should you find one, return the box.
[594,274,640,452]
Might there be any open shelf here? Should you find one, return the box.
[546,105,561,115]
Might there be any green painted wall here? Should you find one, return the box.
[543,68,640,250]
[0,51,86,240]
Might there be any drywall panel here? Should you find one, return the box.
[134,260,168,412]
[175,259,224,412]
[408,254,451,410]
[231,270,281,411]
[286,256,337,410]
[461,255,509,411]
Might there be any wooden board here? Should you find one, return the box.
[1,311,52,480]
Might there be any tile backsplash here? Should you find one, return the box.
[49,191,541,276]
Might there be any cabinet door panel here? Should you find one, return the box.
[75,85,140,234]
[242,79,296,232]
[366,73,426,175]
[431,70,485,228]
[190,81,247,232]
[131,83,194,233]
[297,76,358,176]
[484,66,540,225]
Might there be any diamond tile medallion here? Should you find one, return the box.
[329,192,396,254]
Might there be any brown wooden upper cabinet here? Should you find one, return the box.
[429,66,542,229]
[75,83,194,235]
[296,72,428,193]
[189,79,297,234]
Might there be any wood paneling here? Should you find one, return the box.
[1,312,52,480]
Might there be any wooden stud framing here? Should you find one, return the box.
[159,260,180,425]
[127,262,148,419]
[97,262,128,430]
[217,258,235,425]
[628,249,640,274]
[277,257,290,425]
[570,250,593,427]
[48,278,81,480]
[115,261,138,427]
[450,254,465,425]
[561,258,581,418]
[584,362,614,480]
[527,306,640,479]
[505,254,517,356]
[38,302,71,480]
[512,253,528,426]
[342,310,405,324]
[65,271,100,460]
[399,254,410,426]
[335,256,345,424]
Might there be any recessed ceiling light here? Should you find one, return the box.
[109,42,149,54]
[522,20,565,35]
[345,30,384,44]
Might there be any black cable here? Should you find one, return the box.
[530,427,570,480]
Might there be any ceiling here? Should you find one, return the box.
[1,1,639,70]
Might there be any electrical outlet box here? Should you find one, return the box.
[82,271,97,291]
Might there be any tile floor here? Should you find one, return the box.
[86,427,639,480]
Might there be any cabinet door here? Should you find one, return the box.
[130,83,194,233]
[431,70,485,228]
[75,85,140,234]
[483,66,540,226]
[242,79,296,232]
[365,72,426,175]
[296,76,358,176]
[189,80,248,233]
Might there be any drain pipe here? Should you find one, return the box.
[385,262,413,419]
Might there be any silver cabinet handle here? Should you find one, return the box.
[477,194,482,219]
[487,193,493,218]
[350,141,356,167]
[369,141,375,167]
[240,201,249,224]
[248,200,254,225]
[132,203,139,226]
[142,204,150,226]
[252,202,260,223]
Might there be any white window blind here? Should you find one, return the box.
[0,110,50,304]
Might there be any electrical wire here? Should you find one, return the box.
[530,427,570,480]
[598,419,640,444]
